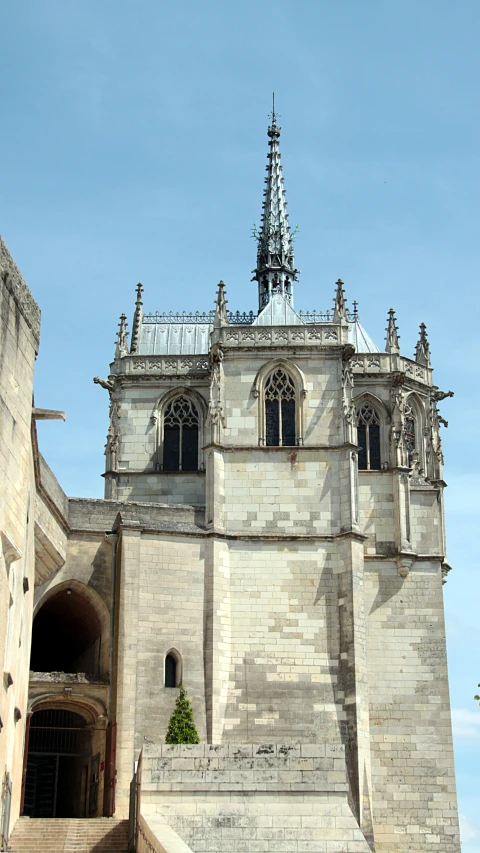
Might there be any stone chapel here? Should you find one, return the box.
[0,111,460,853]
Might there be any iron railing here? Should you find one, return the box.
[128,752,142,853]
[142,309,359,325]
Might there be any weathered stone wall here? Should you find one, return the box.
[220,540,343,745]
[0,238,40,826]
[35,532,114,615]
[38,453,69,521]
[68,497,203,532]
[114,531,207,812]
[115,472,206,505]
[139,743,371,853]
[358,474,395,556]
[222,450,341,535]
[365,562,460,852]
[410,488,442,554]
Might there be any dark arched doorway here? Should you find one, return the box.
[26,587,110,817]
[30,588,102,675]
[23,709,100,818]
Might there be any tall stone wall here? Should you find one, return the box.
[365,562,460,852]
[0,238,40,824]
[114,531,207,812]
[220,540,343,745]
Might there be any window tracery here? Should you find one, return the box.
[264,368,296,446]
[357,402,381,470]
[163,396,199,471]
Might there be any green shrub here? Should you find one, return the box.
[165,686,200,744]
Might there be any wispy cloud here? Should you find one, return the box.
[451,707,480,740]
[460,814,480,844]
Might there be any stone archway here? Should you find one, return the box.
[22,706,103,818]
[30,587,104,676]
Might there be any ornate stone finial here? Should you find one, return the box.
[213,280,228,328]
[415,322,430,367]
[385,308,400,354]
[333,278,347,323]
[252,104,299,311]
[115,313,129,358]
[130,282,144,354]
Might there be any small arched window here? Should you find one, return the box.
[265,369,296,447]
[163,397,199,471]
[357,402,381,470]
[164,651,181,688]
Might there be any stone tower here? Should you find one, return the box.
[17,113,460,853]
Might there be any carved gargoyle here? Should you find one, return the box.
[432,390,454,402]
[93,377,114,392]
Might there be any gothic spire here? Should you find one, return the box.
[385,308,400,354]
[253,99,298,312]
[130,282,143,354]
[415,322,430,367]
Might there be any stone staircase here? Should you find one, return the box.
[7,818,129,853]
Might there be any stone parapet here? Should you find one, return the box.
[139,745,371,853]
[68,497,205,533]
[141,743,347,794]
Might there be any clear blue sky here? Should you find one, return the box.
[2,1,479,846]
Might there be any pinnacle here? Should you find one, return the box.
[385,308,400,354]
[415,322,430,366]
[333,278,347,323]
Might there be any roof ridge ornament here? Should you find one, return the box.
[130,282,144,354]
[415,322,430,367]
[333,278,347,323]
[253,100,299,312]
[385,308,400,354]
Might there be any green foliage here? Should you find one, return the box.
[475,683,480,704]
[165,686,200,744]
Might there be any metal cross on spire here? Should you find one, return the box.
[252,97,299,312]
[270,92,278,126]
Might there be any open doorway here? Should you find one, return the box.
[30,587,103,676]
[23,709,100,818]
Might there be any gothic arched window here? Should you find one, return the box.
[357,402,381,470]
[265,368,296,447]
[163,397,199,471]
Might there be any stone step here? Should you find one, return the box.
[8,818,129,853]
